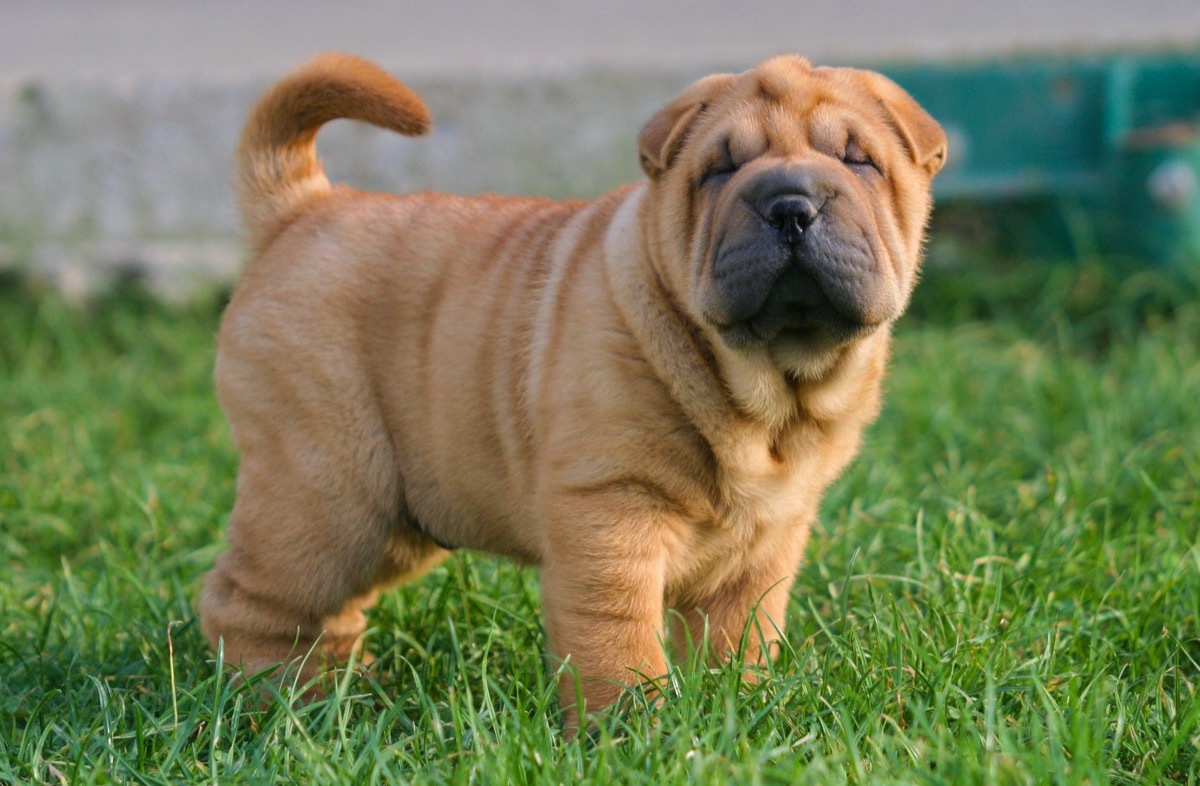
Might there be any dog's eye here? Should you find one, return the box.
[843,139,880,175]
[700,139,738,188]
[701,162,737,187]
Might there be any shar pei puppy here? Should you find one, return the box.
[200,52,946,727]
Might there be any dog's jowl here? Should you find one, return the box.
[200,52,946,728]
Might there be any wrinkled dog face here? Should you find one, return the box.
[640,56,947,379]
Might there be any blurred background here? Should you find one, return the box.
[1,0,1198,299]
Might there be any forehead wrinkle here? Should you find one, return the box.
[690,101,755,160]
[757,74,823,115]
[754,76,847,154]
[819,69,895,130]
[764,104,809,151]
[753,55,814,103]
[744,63,892,155]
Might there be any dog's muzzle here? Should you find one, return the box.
[705,167,891,348]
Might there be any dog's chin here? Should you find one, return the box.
[715,301,877,346]
[704,244,892,370]
[715,307,880,380]
[768,330,858,381]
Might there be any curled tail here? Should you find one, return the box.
[236,52,431,252]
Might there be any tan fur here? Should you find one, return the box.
[200,52,945,729]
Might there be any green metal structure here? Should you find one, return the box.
[883,51,1200,268]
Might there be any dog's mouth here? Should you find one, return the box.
[716,308,875,349]
[709,264,880,349]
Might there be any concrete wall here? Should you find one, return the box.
[0,69,690,299]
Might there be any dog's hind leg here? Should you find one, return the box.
[199,375,447,688]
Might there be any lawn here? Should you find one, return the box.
[1,259,1197,784]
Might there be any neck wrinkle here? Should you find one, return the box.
[605,188,754,456]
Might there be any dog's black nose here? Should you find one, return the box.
[763,193,825,241]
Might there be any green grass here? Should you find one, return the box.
[1,261,1198,784]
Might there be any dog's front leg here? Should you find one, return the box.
[670,530,808,671]
[539,490,673,732]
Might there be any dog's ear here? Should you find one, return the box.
[639,73,735,179]
[859,71,947,176]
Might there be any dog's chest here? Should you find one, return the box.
[720,456,820,535]
[710,418,860,543]
[665,452,817,598]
